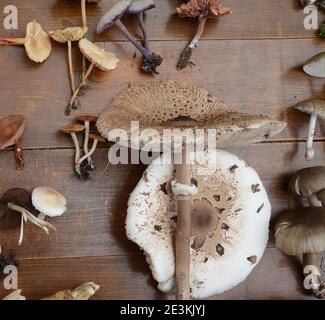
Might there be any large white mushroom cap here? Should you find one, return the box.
[32,186,67,218]
[127,149,271,298]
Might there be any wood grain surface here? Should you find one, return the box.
[0,0,324,300]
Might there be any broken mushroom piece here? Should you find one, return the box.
[176,0,232,70]
[303,52,325,78]
[127,149,271,298]
[0,115,26,170]
[32,186,67,220]
[2,290,26,300]
[97,0,162,74]
[66,38,119,115]
[97,80,286,299]
[0,21,52,63]
[274,207,325,298]
[294,99,325,160]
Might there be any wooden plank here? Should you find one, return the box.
[0,0,322,41]
[0,248,322,300]
[0,141,324,259]
[0,38,325,148]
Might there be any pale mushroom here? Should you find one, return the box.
[294,99,325,160]
[303,52,325,78]
[66,38,119,115]
[2,290,26,300]
[274,207,325,298]
[96,79,286,299]
[127,149,271,298]
[0,21,52,63]
[0,115,26,170]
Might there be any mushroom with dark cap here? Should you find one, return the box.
[66,38,119,115]
[176,0,232,70]
[97,79,287,299]
[303,52,325,78]
[0,21,52,63]
[0,115,26,170]
[294,99,325,160]
[274,207,325,298]
[97,0,162,74]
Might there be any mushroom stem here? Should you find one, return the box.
[81,0,87,29]
[308,195,322,207]
[177,16,207,70]
[83,121,94,169]
[76,139,98,174]
[138,12,150,50]
[175,151,191,300]
[70,132,81,168]
[67,40,76,94]
[0,37,25,45]
[305,112,318,161]
[14,138,24,170]
[303,253,318,269]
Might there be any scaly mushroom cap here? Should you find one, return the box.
[24,21,52,63]
[129,0,155,13]
[303,52,325,78]
[294,99,325,119]
[97,80,286,152]
[176,0,232,19]
[78,38,119,71]
[49,27,88,43]
[274,207,325,256]
[0,188,34,230]
[97,0,131,33]
[32,186,67,218]
[0,115,26,150]
[127,149,271,298]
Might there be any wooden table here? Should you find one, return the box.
[0,0,324,300]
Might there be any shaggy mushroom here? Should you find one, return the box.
[66,38,119,115]
[126,149,272,298]
[176,0,232,70]
[303,52,325,78]
[97,0,162,74]
[274,207,325,298]
[75,113,98,169]
[96,80,286,299]
[0,21,52,63]
[0,115,26,170]
[294,99,325,160]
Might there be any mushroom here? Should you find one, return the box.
[289,166,325,207]
[96,79,286,299]
[176,0,232,70]
[126,149,272,298]
[303,52,325,78]
[0,115,26,170]
[32,186,67,220]
[2,290,26,300]
[294,99,325,160]
[49,27,88,96]
[66,38,119,115]
[274,207,325,298]
[129,0,156,50]
[97,0,162,74]
[60,123,85,174]
[0,21,52,63]
[75,113,98,170]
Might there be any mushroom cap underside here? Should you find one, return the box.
[49,27,88,43]
[126,149,271,298]
[0,115,26,149]
[295,99,325,118]
[303,52,325,78]
[129,0,155,13]
[97,80,286,151]
[274,208,325,256]
[60,123,85,134]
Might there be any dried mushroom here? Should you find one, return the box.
[176,0,232,70]
[0,21,52,63]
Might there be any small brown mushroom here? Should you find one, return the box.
[0,115,26,170]
[176,0,232,70]
[0,21,52,63]
[274,207,325,298]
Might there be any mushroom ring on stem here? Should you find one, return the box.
[0,114,26,170]
[274,207,325,299]
[294,99,325,161]
[0,21,52,63]
[126,149,272,298]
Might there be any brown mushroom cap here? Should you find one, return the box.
[0,115,26,150]
[97,80,286,151]
[49,27,88,43]
[89,133,106,142]
[78,38,119,71]
[274,207,325,256]
[75,113,98,123]
[24,21,52,63]
[294,99,325,119]
[60,124,85,134]
[0,188,34,230]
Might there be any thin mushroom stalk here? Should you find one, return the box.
[305,112,317,161]
[138,12,150,50]
[0,37,25,45]
[75,136,98,176]
[14,138,24,170]
[67,40,76,93]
